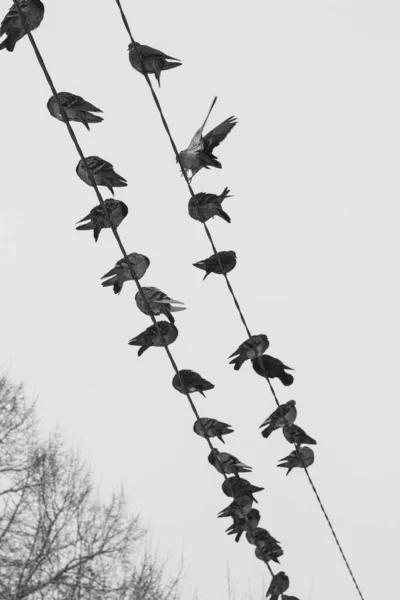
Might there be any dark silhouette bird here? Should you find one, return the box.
[250,528,283,564]
[188,188,232,224]
[135,287,185,324]
[283,424,317,446]
[76,200,128,242]
[0,0,44,52]
[277,446,315,475]
[252,355,294,386]
[178,96,237,181]
[76,156,127,195]
[128,42,181,86]
[259,400,297,439]
[47,92,103,130]
[222,477,264,502]
[101,253,150,294]
[193,417,233,443]
[266,572,290,600]
[193,250,236,280]
[172,370,214,397]
[229,334,269,371]
[255,542,284,565]
[208,449,251,476]
[226,508,260,542]
[128,321,178,356]
[218,494,253,519]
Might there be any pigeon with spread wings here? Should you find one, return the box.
[178,97,237,181]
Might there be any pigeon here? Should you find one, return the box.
[178,96,237,181]
[188,188,232,224]
[193,250,237,280]
[226,508,260,542]
[128,321,178,356]
[229,334,269,371]
[266,572,290,600]
[173,370,214,397]
[135,287,185,324]
[101,253,150,294]
[259,400,297,439]
[193,418,233,443]
[47,92,103,130]
[76,156,127,195]
[218,494,253,519]
[0,0,44,52]
[76,200,128,242]
[222,477,264,502]
[277,446,315,475]
[128,42,181,86]
[246,527,280,548]
[252,355,294,386]
[255,542,284,565]
[283,424,317,446]
[208,449,252,476]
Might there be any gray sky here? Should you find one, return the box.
[1,0,399,598]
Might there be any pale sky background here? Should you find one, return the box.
[1,1,400,598]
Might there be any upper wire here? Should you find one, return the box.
[112,2,366,598]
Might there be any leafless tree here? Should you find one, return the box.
[0,374,182,600]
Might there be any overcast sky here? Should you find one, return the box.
[1,1,399,598]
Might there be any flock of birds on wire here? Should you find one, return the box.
[1,2,321,598]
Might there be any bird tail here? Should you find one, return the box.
[93,222,102,242]
[229,355,245,371]
[162,60,182,71]
[278,372,294,386]
[217,207,231,223]
[0,36,16,52]
[101,276,123,295]
[261,425,275,439]
[137,341,151,357]
[220,187,231,202]
[235,531,243,543]
[81,113,104,130]
[76,222,93,231]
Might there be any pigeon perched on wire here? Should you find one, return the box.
[252,355,294,386]
[277,446,315,475]
[266,572,290,600]
[128,42,181,86]
[250,529,284,564]
[222,477,264,502]
[173,370,214,397]
[135,287,185,324]
[128,321,178,356]
[76,156,127,195]
[259,400,297,439]
[226,508,260,542]
[178,96,237,181]
[0,0,44,52]
[255,542,284,565]
[101,253,150,294]
[193,250,237,280]
[218,494,253,519]
[193,418,233,443]
[229,334,269,371]
[208,449,252,476]
[76,200,128,242]
[283,424,317,446]
[47,92,103,130]
[188,188,232,224]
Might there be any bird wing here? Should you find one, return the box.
[204,116,237,152]
[186,96,218,151]
[138,44,179,61]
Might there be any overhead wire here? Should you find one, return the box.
[111,2,366,598]
[11,0,275,582]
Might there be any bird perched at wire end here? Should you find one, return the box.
[178,96,237,181]
[128,42,181,86]
[277,446,315,475]
[173,370,214,397]
[193,250,237,280]
[0,0,44,52]
[76,156,127,195]
[128,321,178,357]
[252,355,294,386]
[47,92,103,130]
[260,400,297,440]
[226,508,260,542]
[135,287,185,324]
[266,572,290,600]
[101,252,150,295]
[193,417,233,443]
[188,188,232,224]
[229,334,269,371]
[283,424,317,446]
[208,449,252,476]
[76,200,128,242]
